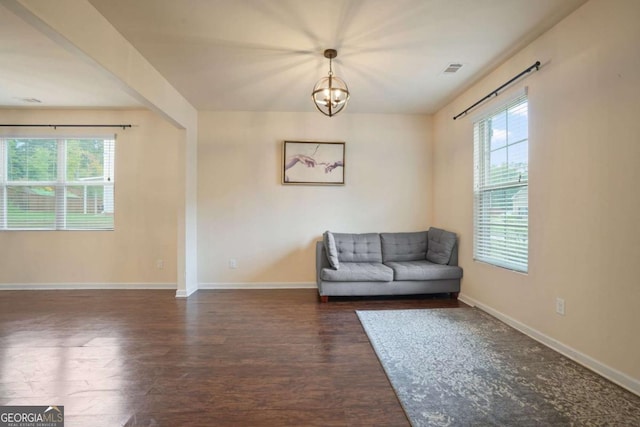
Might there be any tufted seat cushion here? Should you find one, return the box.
[333,233,382,263]
[385,261,463,281]
[321,262,393,282]
[381,231,428,262]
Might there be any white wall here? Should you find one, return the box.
[433,0,640,385]
[0,109,180,286]
[198,112,432,285]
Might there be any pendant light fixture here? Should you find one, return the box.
[312,49,350,117]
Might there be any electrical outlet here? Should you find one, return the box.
[556,297,565,316]
[156,259,164,270]
[229,258,238,269]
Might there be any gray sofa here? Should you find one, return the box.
[316,228,462,302]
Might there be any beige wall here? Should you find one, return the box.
[0,109,180,285]
[5,0,200,296]
[198,112,432,284]
[433,0,640,382]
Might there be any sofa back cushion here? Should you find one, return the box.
[332,233,382,263]
[380,231,428,262]
[426,227,457,265]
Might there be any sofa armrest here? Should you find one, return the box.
[316,241,331,284]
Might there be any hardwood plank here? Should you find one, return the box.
[0,289,463,425]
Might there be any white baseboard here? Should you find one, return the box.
[457,293,477,308]
[0,282,176,291]
[199,282,317,290]
[459,293,640,397]
[175,286,198,298]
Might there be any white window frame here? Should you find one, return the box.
[0,136,115,231]
[473,93,529,273]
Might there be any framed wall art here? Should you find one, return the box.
[282,141,345,185]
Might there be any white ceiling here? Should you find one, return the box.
[0,3,141,109]
[1,0,587,114]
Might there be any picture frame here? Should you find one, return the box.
[282,141,345,185]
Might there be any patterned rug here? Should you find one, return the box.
[356,308,640,426]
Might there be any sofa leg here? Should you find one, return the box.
[451,292,459,300]
[319,295,329,303]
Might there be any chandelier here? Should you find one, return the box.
[312,49,350,117]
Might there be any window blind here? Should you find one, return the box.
[473,95,528,272]
[0,137,115,231]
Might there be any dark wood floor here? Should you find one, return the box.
[0,289,464,426]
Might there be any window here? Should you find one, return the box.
[0,137,115,230]
[473,95,528,272]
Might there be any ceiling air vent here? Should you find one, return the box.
[443,63,463,74]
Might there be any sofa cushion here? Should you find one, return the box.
[321,262,393,282]
[385,261,463,281]
[323,231,340,269]
[381,231,428,262]
[333,233,382,263]
[426,227,457,265]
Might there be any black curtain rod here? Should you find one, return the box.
[0,124,132,130]
[453,61,540,120]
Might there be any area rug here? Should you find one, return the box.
[356,308,640,426]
